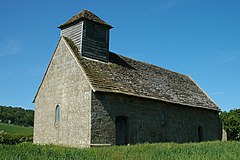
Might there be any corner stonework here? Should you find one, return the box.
[33,37,92,148]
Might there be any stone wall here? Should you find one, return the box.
[34,38,92,148]
[34,37,222,147]
[91,92,222,145]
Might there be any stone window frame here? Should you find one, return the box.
[55,105,60,123]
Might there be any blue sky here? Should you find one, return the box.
[0,0,239,111]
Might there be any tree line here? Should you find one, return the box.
[0,105,239,141]
[0,106,34,127]
[220,108,240,141]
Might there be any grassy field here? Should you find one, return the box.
[0,123,33,135]
[0,141,239,160]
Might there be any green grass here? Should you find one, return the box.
[0,123,33,136]
[0,141,239,160]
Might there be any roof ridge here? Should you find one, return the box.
[111,51,188,77]
[60,42,219,111]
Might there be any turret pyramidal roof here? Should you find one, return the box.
[58,9,113,29]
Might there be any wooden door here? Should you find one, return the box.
[198,126,203,142]
[116,116,127,145]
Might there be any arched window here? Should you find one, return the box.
[55,105,60,123]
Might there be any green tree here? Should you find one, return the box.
[220,109,240,141]
[0,106,34,127]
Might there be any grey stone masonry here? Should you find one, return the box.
[91,92,222,145]
[34,10,222,148]
[33,37,92,148]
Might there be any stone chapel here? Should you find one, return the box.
[33,10,222,148]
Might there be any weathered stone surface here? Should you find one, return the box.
[33,38,92,148]
[34,10,222,148]
[91,92,222,145]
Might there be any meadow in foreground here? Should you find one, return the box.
[0,141,239,160]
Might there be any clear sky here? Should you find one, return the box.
[0,0,239,111]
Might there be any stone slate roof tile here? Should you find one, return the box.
[58,10,112,29]
[64,37,220,111]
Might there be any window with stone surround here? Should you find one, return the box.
[55,105,60,123]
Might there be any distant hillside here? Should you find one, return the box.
[0,123,33,136]
[0,106,34,127]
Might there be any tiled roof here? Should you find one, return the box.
[64,37,220,111]
[58,10,112,29]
